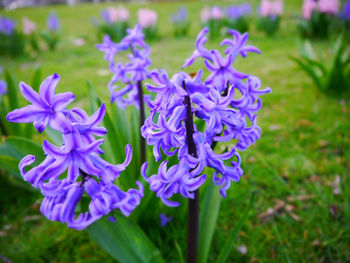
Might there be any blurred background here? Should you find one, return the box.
[0,0,349,262]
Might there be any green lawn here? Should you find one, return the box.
[1,0,350,262]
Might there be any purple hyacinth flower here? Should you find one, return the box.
[47,11,60,31]
[0,16,16,35]
[204,50,246,89]
[343,0,350,20]
[97,24,151,110]
[226,3,251,20]
[171,6,188,23]
[182,27,212,69]
[101,9,111,24]
[6,74,75,133]
[221,30,261,60]
[0,66,6,96]
[145,69,187,111]
[142,157,206,207]
[159,213,173,227]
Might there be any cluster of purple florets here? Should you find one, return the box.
[96,24,151,109]
[0,66,7,96]
[6,74,143,229]
[6,24,269,228]
[141,27,270,206]
[0,16,16,35]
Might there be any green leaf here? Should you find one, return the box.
[0,154,21,177]
[45,126,62,146]
[215,192,256,263]
[31,67,42,92]
[0,136,44,161]
[290,56,324,90]
[88,214,165,263]
[87,81,99,114]
[4,70,18,111]
[0,154,35,191]
[198,180,222,263]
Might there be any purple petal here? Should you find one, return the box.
[39,73,60,106]
[19,81,41,105]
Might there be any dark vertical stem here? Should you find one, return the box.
[0,118,7,137]
[129,44,146,165]
[137,80,146,165]
[183,81,199,263]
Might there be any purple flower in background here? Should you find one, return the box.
[226,3,251,20]
[47,11,59,31]
[159,213,173,226]
[142,28,270,206]
[9,74,144,230]
[342,0,350,20]
[0,16,16,35]
[0,80,6,96]
[6,74,74,133]
[170,6,188,23]
[101,9,111,24]
[0,66,6,96]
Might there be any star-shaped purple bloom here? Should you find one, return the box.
[7,74,75,133]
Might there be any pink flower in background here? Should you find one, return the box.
[261,0,271,16]
[22,17,36,35]
[117,6,129,22]
[138,8,157,28]
[200,6,211,23]
[211,6,223,19]
[260,0,283,16]
[107,7,119,23]
[302,0,318,19]
[318,0,339,14]
[104,6,130,23]
[270,0,283,15]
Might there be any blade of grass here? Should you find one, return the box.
[215,192,256,263]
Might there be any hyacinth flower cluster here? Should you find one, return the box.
[170,6,189,37]
[0,66,7,97]
[47,11,60,32]
[141,27,270,206]
[96,24,151,109]
[0,16,16,36]
[226,3,251,20]
[6,74,143,229]
[226,3,251,33]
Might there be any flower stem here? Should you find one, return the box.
[0,118,7,137]
[137,80,146,165]
[183,81,199,263]
[129,44,146,165]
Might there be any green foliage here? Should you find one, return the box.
[290,36,350,95]
[143,26,158,41]
[215,192,255,263]
[225,16,249,34]
[41,31,59,51]
[198,180,222,263]
[0,69,41,138]
[97,22,129,42]
[256,16,280,36]
[88,215,165,263]
[173,21,190,38]
[0,31,26,57]
[298,11,335,39]
[205,19,225,39]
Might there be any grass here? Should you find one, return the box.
[1,0,350,262]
